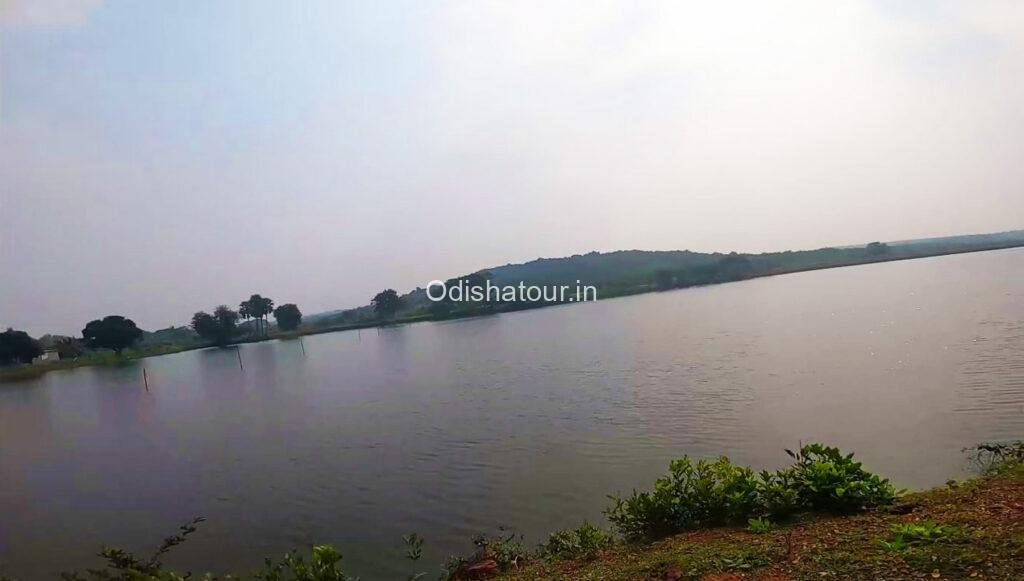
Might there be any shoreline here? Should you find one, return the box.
[499,465,1024,580]
[4,242,1022,384]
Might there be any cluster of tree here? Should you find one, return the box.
[191,306,240,347]
[39,335,85,359]
[371,289,403,319]
[649,243,902,291]
[2,317,148,367]
[239,294,274,338]
[82,315,144,354]
[0,328,42,365]
[273,303,302,331]
[191,294,303,346]
[2,298,312,366]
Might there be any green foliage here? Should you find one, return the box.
[60,517,208,580]
[878,521,953,552]
[371,289,403,319]
[746,517,772,533]
[0,327,42,365]
[52,335,86,359]
[254,546,352,581]
[191,306,239,346]
[652,269,674,290]
[606,444,896,540]
[442,528,528,580]
[401,533,427,581]
[241,295,275,338]
[273,304,303,332]
[605,456,761,539]
[58,518,354,581]
[784,443,898,514]
[82,316,143,355]
[539,522,613,561]
[866,241,890,255]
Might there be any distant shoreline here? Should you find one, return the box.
[3,241,1022,384]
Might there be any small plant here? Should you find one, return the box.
[401,533,426,581]
[442,528,528,580]
[877,521,953,552]
[255,545,353,581]
[58,518,356,581]
[539,522,614,560]
[877,536,909,553]
[746,517,772,533]
[890,521,951,542]
[719,552,770,571]
[60,517,208,580]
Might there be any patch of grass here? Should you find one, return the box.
[539,522,614,561]
[746,517,772,533]
[500,444,1024,580]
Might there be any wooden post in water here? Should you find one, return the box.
[236,346,244,371]
[299,337,306,356]
[143,368,150,391]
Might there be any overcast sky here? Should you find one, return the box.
[1,0,1023,335]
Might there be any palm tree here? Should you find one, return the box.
[239,302,253,336]
[241,294,274,338]
[258,296,274,336]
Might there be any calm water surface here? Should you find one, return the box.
[1,249,1022,579]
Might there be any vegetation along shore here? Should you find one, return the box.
[7,441,1020,580]
[2,229,1022,383]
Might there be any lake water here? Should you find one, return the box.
[1,248,1022,579]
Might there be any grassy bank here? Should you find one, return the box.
[501,463,1024,580]
[9,443,1020,581]
[0,344,202,382]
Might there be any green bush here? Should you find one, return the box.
[442,529,529,580]
[539,522,613,560]
[606,444,896,540]
[783,443,897,514]
[606,456,762,539]
[746,518,772,533]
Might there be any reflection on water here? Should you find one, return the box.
[1,248,1022,579]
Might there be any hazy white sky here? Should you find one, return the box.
[1,0,1023,335]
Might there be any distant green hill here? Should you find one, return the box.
[307,229,1024,327]
[487,250,720,287]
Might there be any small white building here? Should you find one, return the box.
[33,349,61,365]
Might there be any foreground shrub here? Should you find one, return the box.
[58,518,353,581]
[605,456,761,539]
[539,522,614,560]
[783,443,897,514]
[443,529,528,580]
[606,443,897,540]
[254,545,352,581]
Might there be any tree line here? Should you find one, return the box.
[3,285,417,367]
[0,293,305,366]
[190,294,303,347]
